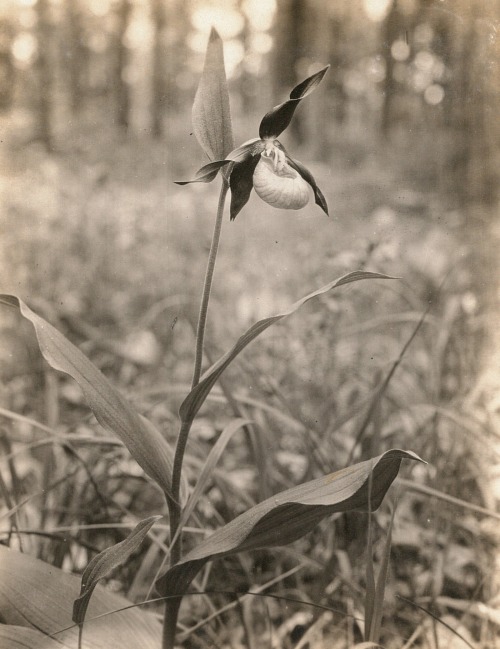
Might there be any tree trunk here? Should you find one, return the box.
[35,0,53,151]
[380,0,399,137]
[114,0,132,131]
[0,20,15,111]
[66,0,85,115]
[151,0,166,137]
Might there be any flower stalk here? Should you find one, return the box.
[162,29,330,649]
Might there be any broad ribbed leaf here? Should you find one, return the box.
[0,624,70,649]
[157,449,423,596]
[0,546,161,649]
[73,516,161,625]
[192,28,234,161]
[0,295,174,500]
[180,272,395,423]
[259,65,329,139]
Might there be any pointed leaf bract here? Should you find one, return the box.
[192,28,234,162]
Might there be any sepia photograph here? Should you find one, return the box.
[0,0,499,647]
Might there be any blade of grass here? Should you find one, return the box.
[364,466,376,641]
[347,302,431,464]
[370,502,397,642]
[397,595,477,649]
[397,478,500,521]
[170,418,252,550]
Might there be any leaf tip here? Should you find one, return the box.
[209,26,221,43]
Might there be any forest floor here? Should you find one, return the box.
[1,125,499,647]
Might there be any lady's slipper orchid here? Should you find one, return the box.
[178,66,330,221]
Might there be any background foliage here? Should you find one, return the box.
[0,0,499,647]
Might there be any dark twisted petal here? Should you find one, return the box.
[287,156,329,216]
[175,139,264,185]
[229,155,261,221]
[259,66,329,139]
[174,160,231,185]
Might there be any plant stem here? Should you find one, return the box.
[162,178,229,649]
[162,596,182,649]
[191,179,229,389]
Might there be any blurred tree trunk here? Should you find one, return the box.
[453,2,497,209]
[381,0,400,137]
[113,0,132,131]
[35,0,53,151]
[237,2,255,115]
[0,20,15,111]
[151,0,166,137]
[66,0,85,115]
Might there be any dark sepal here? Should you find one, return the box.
[229,155,260,221]
[287,157,329,216]
[259,66,330,139]
[175,159,231,185]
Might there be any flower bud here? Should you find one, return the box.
[253,155,309,210]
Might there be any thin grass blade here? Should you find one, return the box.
[364,467,376,641]
[171,418,251,549]
[370,504,397,642]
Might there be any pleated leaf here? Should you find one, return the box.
[157,449,423,596]
[73,516,161,625]
[0,624,71,649]
[192,28,234,162]
[180,271,394,423]
[0,546,161,648]
[0,295,175,500]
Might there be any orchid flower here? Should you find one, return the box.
[178,66,330,221]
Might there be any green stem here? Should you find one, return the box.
[162,595,182,649]
[191,179,229,389]
[162,178,229,649]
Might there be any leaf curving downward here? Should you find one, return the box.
[0,295,175,501]
[192,28,234,162]
[180,271,395,423]
[157,449,424,597]
[73,516,161,626]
